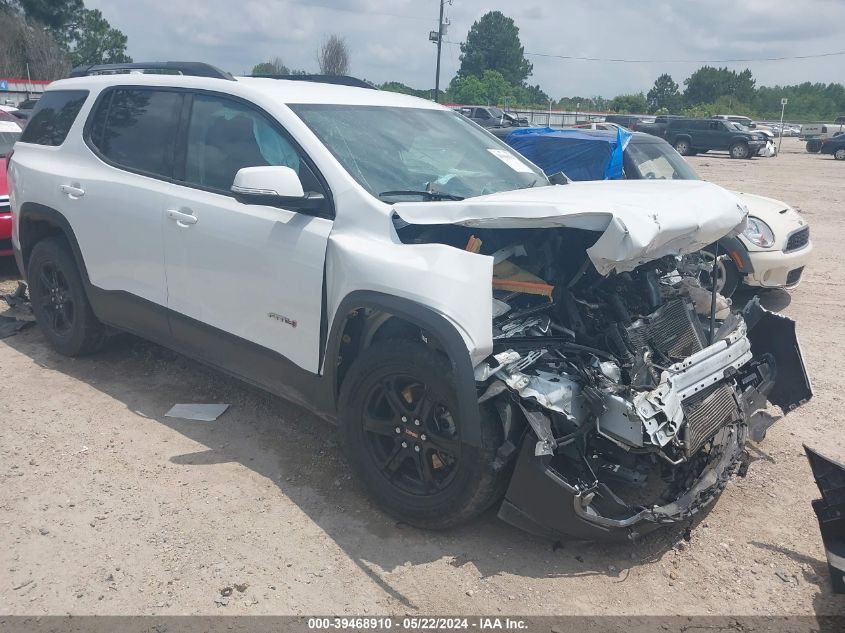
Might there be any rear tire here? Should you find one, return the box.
[338,341,507,529]
[27,236,106,356]
[673,138,691,156]
[730,142,750,159]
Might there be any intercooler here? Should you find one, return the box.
[682,382,741,456]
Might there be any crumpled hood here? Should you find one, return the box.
[393,180,748,275]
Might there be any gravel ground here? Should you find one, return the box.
[1,137,843,617]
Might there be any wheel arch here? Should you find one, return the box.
[16,202,90,284]
[716,236,754,274]
[325,290,483,447]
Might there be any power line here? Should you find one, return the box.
[442,41,845,64]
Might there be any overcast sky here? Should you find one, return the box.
[86,0,845,98]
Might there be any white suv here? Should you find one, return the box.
[9,63,811,541]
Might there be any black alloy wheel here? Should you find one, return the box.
[362,374,461,495]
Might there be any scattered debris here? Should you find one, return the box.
[0,282,35,339]
[804,445,845,594]
[775,570,798,586]
[234,582,249,593]
[164,403,230,422]
[12,580,33,591]
[219,586,233,597]
[38,527,49,536]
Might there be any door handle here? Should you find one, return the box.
[60,184,85,198]
[167,209,198,227]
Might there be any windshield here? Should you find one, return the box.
[0,130,20,157]
[626,141,700,181]
[291,105,547,200]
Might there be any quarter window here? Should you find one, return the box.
[88,88,183,178]
[19,90,89,146]
[182,93,317,193]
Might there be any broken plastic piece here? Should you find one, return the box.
[165,403,230,421]
[464,235,482,253]
[492,260,554,297]
[805,445,845,594]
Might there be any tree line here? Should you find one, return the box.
[378,10,845,122]
[0,0,130,80]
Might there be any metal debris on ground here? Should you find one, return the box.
[164,403,230,422]
[0,281,35,339]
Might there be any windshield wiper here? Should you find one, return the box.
[378,190,465,201]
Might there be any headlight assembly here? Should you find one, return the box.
[743,216,776,248]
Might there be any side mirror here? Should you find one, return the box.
[231,166,326,213]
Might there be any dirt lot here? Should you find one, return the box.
[1,137,844,617]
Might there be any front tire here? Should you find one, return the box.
[338,341,506,529]
[730,142,750,159]
[700,249,741,298]
[27,236,106,356]
[673,138,691,156]
[835,148,845,161]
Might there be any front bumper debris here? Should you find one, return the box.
[498,302,811,541]
[805,445,845,594]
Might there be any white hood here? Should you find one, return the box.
[393,180,748,275]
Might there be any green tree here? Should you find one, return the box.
[9,0,82,31]
[447,70,516,105]
[646,73,682,113]
[609,93,648,113]
[63,8,130,66]
[380,81,432,99]
[457,11,532,86]
[683,66,756,107]
[252,56,289,76]
[518,83,549,107]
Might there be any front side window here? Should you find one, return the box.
[291,105,547,201]
[626,141,701,181]
[88,88,183,177]
[182,93,313,193]
[19,90,89,146]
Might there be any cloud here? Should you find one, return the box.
[86,0,845,97]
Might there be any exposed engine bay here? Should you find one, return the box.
[398,223,813,541]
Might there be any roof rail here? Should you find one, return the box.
[69,62,235,81]
[251,74,377,90]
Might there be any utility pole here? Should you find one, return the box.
[433,0,446,103]
[778,98,788,156]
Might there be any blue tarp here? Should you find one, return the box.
[504,127,632,181]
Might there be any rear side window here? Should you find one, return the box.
[88,88,183,178]
[19,90,89,146]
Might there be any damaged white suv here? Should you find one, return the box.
[10,63,812,541]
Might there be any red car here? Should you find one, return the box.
[0,110,22,256]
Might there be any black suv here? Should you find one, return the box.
[664,118,766,159]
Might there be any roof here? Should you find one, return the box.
[44,73,443,109]
[576,129,668,144]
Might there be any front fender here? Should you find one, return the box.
[325,290,484,448]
